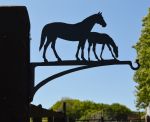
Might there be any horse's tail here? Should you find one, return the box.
[39,26,47,51]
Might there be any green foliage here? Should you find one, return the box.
[51,98,131,120]
[109,103,131,120]
[134,8,150,109]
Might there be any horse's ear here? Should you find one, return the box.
[98,11,102,14]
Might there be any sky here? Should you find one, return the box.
[0,0,149,111]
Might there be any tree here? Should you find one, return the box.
[51,98,82,119]
[81,103,131,120]
[110,103,131,120]
[134,8,150,109]
[51,98,131,120]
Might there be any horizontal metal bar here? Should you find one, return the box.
[30,59,139,70]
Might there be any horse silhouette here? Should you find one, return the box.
[39,12,106,62]
[87,32,118,61]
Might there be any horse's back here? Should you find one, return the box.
[88,32,113,43]
[43,22,87,40]
[44,22,75,31]
[92,32,110,39]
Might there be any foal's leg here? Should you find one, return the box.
[106,44,116,59]
[100,44,105,60]
[81,40,86,61]
[76,40,86,61]
[76,41,81,61]
[43,40,51,62]
[51,39,62,61]
[93,43,100,61]
[88,42,92,61]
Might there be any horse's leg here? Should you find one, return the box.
[75,41,81,61]
[100,44,105,60]
[93,43,100,61]
[81,40,86,61]
[43,40,51,62]
[88,42,92,61]
[51,39,62,61]
[106,44,116,59]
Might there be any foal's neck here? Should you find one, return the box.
[109,39,116,48]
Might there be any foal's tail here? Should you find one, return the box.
[39,26,47,51]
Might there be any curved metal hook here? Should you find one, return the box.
[129,59,140,70]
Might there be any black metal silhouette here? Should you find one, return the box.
[39,12,106,62]
[32,11,140,101]
[88,32,118,61]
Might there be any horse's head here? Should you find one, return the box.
[95,12,107,27]
[113,46,118,58]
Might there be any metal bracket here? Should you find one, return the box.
[29,59,140,101]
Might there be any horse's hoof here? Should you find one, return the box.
[114,58,119,62]
[76,57,81,61]
[81,57,87,62]
[100,58,104,61]
[97,59,101,62]
[44,58,48,63]
[83,59,87,62]
[57,58,62,62]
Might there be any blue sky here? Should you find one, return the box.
[0,0,149,111]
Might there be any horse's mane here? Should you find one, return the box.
[82,13,97,22]
[74,13,98,26]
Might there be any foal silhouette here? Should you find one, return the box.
[88,32,118,61]
[39,12,106,62]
